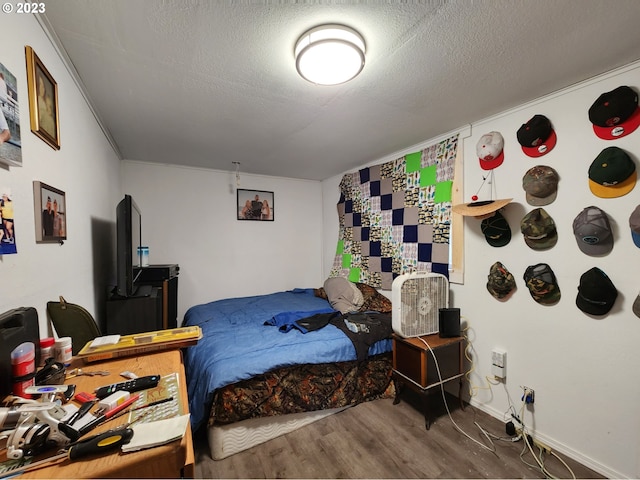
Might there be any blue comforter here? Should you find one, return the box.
[183,288,392,429]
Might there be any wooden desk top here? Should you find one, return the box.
[392,333,463,350]
[16,349,194,479]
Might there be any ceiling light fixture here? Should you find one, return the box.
[294,24,366,86]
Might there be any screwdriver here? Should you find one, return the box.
[0,428,134,478]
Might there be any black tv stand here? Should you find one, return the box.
[106,264,179,336]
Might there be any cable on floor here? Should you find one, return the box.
[417,336,497,454]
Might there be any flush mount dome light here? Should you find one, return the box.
[295,24,365,85]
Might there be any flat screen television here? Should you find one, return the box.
[116,194,143,297]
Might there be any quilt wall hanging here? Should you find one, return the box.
[330,134,459,290]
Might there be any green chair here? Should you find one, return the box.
[47,296,101,355]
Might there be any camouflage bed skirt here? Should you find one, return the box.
[208,353,394,426]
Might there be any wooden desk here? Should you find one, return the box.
[18,349,194,478]
[392,333,465,429]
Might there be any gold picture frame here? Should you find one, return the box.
[25,46,60,150]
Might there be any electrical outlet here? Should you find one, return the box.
[523,386,535,404]
[509,414,551,453]
[532,437,551,453]
[492,348,506,367]
[491,348,506,378]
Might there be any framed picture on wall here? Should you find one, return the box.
[0,61,23,167]
[33,181,66,243]
[25,46,60,150]
[237,189,274,221]
[0,187,17,254]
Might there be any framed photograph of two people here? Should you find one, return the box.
[237,189,274,221]
[33,181,66,243]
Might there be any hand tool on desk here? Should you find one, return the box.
[63,400,96,427]
[0,428,134,478]
[59,394,140,441]
[107,396,174,423]
[65,368,110,379]
[77,394,140,436]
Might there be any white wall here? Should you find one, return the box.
[0,14,121,335]
[121,161,324,322]
[322,61,640,478]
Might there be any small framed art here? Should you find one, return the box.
[25,46,60,150]
[237,189,274,221]
[33,181,66,242]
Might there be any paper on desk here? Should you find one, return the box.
[89,335,121,348]
[121,414,190,453]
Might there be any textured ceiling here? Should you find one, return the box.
[41,0,640,181]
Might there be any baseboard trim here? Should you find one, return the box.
[467,398,625,479]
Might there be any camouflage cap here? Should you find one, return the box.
[523,263,561,305]
[486,262,516,299]
[481,211,511,247]
[522,165,559,206]
[520,208,557,250]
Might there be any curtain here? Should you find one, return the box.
[330,134,458,290]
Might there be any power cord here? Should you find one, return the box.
[511,387,576,480]
[417,327,577,479]
[416,336,497,454]
[461,325,501,399]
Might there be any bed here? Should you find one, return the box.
[183,282,394,459]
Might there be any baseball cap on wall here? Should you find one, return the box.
[486,261,516,299]
[588,147,636,198]
[480,211,511,247]
[576,267,617,316]
[520,208,557,250]
[588,86,640,140]
[629,205,640,248]
[572,206,613,256]
[633,293,640,319]
[517,115,557,157]
[476,132,505,170]
[523,263,561,305]
[522,165,559,206]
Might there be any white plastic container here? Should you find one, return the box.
[54,337,73,366]
[38,337,55,367]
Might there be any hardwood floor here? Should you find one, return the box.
[193,390,605,479]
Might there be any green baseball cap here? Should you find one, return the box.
[588,147,636,198]
[520,208,557,250]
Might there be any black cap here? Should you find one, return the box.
[517,115,557,157]
[588,86,638,127]
[481,211,511,247]
[576,267,617,316]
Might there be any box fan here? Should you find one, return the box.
[391,272,449,337]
